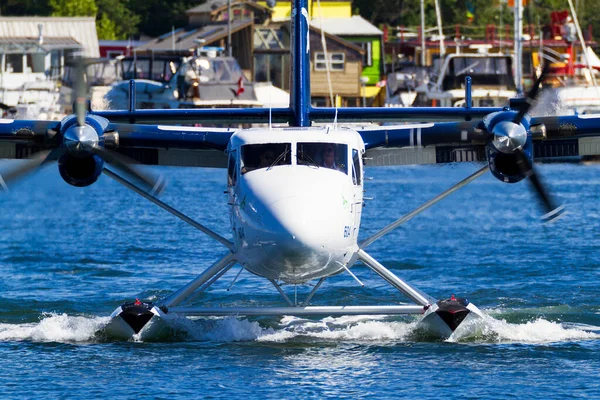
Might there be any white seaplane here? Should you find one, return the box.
[0,0,597,341]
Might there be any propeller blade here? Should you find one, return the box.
[514,148,564,222]
[513,63,550,126]
[505,63,563,221]
[0,149,56,192]
[72,56,87,127]
[92,146,166,195]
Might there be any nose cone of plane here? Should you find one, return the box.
[267,192,349,248]
[239,167,356,280]
[249,168,352,244]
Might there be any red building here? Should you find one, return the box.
[99,40,147,58]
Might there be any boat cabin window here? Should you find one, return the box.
[241,144,291,173]
[297,142,348,174]
[194,59,214,82]
[443,56,515,91]
[212,59,232,82]
[133,59,150,79]
[479,98,495,107]
[5,54,23,73]
[227,59,244,80]
[120,58,181,82]
[189,57,245,84]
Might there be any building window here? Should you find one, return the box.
[5,54,23,73]
[359,42,373,67]
[106,50,124,58]
[254,28,287,50]
[314,52,345,71]
[254,53,289,90]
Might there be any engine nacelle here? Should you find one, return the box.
[486,144,527,183]
[58,154,104,187]
[482,110,533,184]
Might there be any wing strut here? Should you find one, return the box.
[357,249,434,306]
[102,168,234,251]
[359,165,488,249]
[162,252,237,308]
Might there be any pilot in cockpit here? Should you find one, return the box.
[321,144,338,169]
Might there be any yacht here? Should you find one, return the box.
[101,48,260,110]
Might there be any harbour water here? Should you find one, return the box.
[1,162,599,398]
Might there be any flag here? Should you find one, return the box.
[236,76,245,97]
[466,2,475,23]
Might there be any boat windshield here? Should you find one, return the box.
[443,56,515,90]
[192,57,245,83]
[241,143,291,173]
[297,142,348,174]
[120,58,182,82]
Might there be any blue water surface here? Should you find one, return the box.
[0,162,599,399]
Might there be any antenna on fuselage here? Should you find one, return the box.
[333,97,338,130]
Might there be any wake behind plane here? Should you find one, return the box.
[0,0,598,340]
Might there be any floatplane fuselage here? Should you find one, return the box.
[229,127,364,284]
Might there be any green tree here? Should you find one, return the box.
[352,0,600,42]
[96,12,117,40]
[129,0,202,37]
[96,0,140,40]
[49,0,97,16]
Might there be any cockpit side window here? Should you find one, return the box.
[352,148,362,185]
[297,142,348,175]
[227,150,237,186]
[241,143,291,173]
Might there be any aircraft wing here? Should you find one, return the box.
[358,114,600,166]
[107,123,234,167]
[91,106,504,124]
[0,118,235,168]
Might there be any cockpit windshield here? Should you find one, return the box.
[241,143,291,173]
[297,142,348,174]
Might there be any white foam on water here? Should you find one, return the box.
[154,315,416,343]
[186,314,600,344]
[2,312,598,345]
[449,314,600,344]
[171,316,274,342]
[258,315,416,342]
[0,313,110,342]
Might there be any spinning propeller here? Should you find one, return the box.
[0,55,165,195]
[487,64,564,222]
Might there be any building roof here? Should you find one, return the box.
[0,17,99,57]
[310,15,382,37]
[99,40,148,48]
[0,36,81,53]
[187,0,231,13]
[138,20,253,52]
[186,0,270,15]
